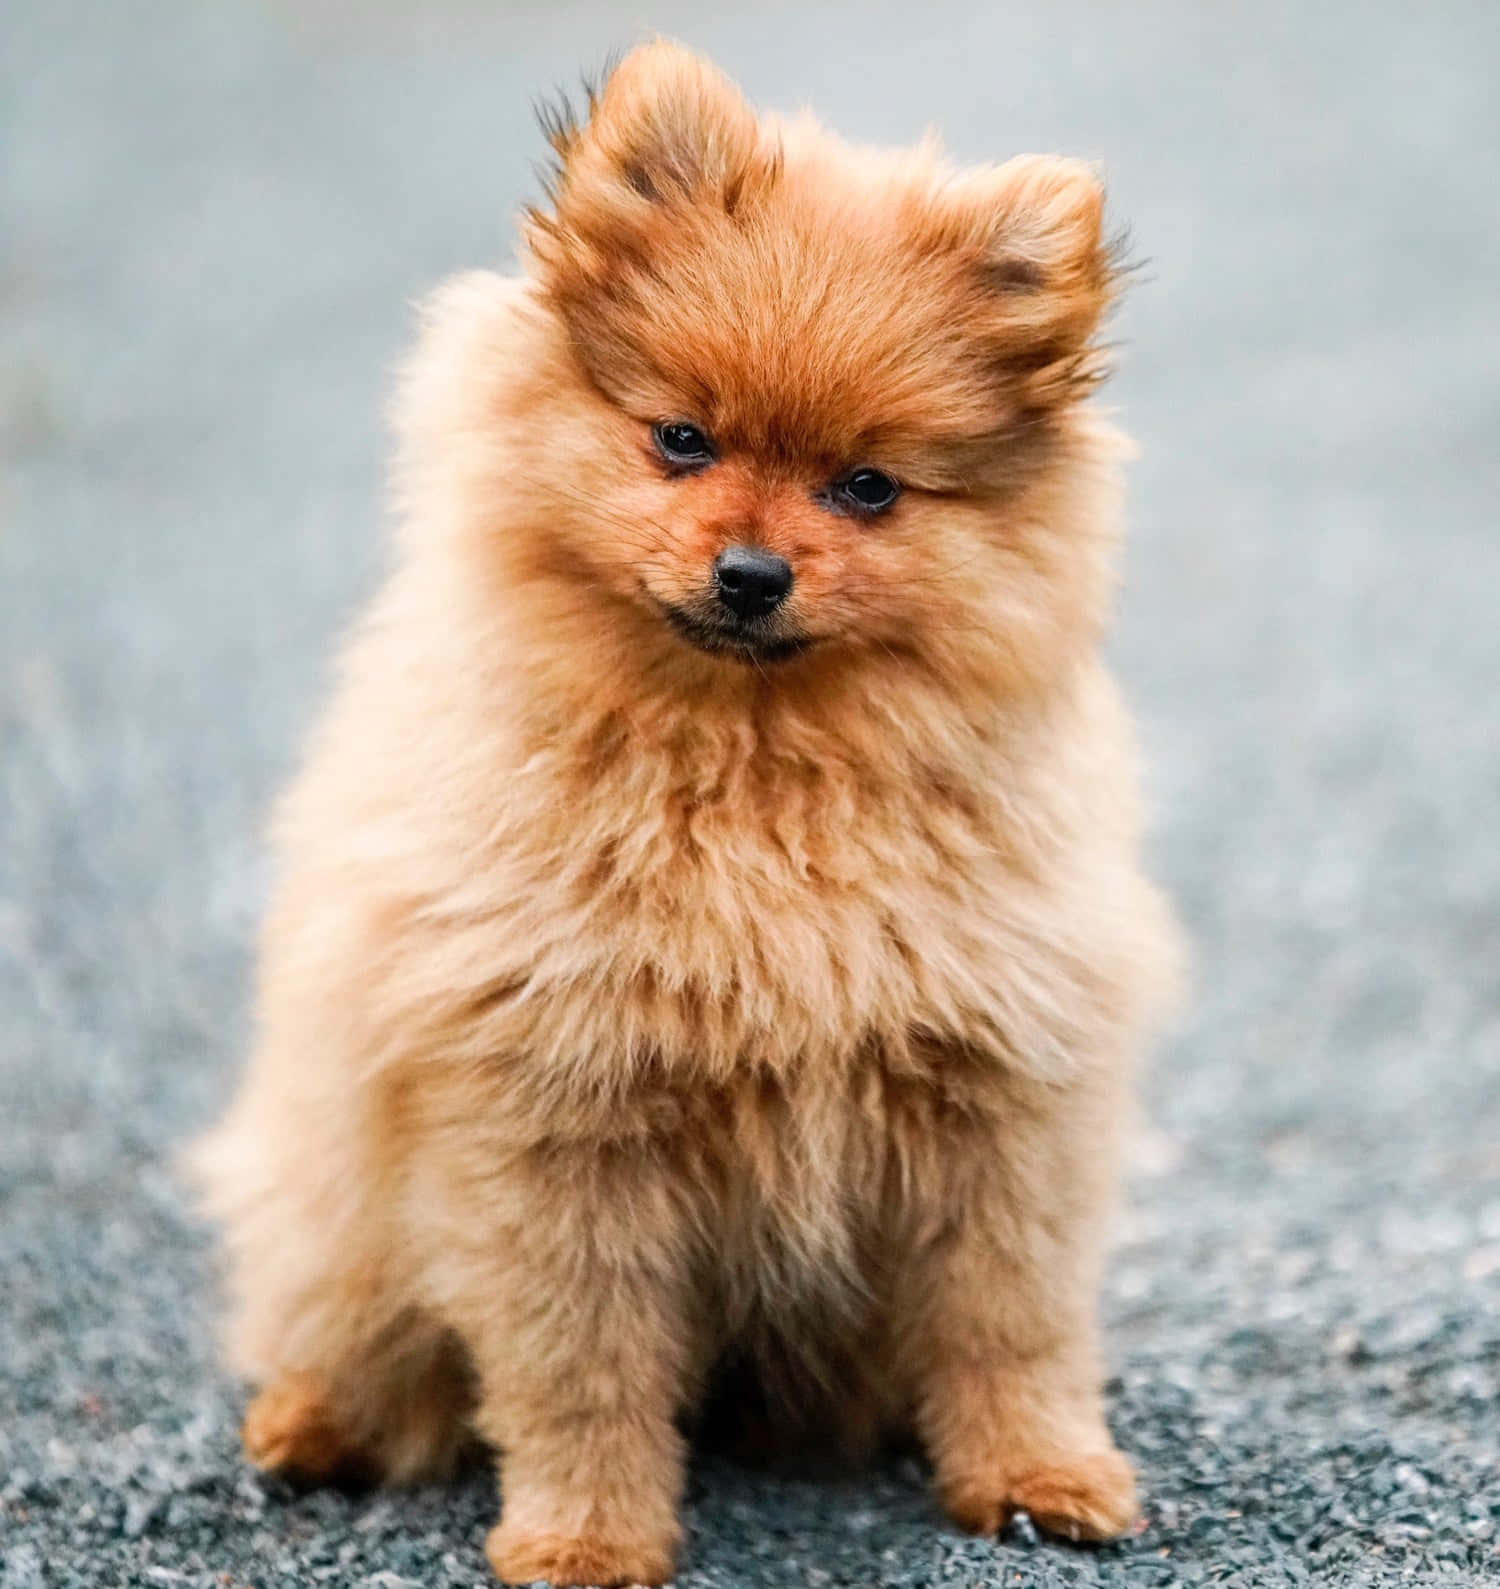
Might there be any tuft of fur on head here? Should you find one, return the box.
[525,42,1124,428]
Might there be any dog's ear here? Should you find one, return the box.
[938,155,1121,404]
[527,41,763,280]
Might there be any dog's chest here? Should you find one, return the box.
[521,733,1018,1075]
[675,1037,976,1316]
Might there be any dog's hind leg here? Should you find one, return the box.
[190,1069,475,1487]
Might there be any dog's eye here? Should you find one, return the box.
[836,468,901,515]
[653,421,715,466]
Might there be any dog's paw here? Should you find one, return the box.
[942,1447,1138,1543]
[485,1521,677,1587]
[242,1373,370,1486]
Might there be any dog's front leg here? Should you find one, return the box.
[426,1133,703,1588]
[897,1061,1139,1543]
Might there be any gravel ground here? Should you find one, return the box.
[4,3,1499,1586]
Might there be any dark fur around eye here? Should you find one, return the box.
[830,468,901,516]
[653,421,715,467]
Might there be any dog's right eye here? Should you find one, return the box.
[653,421,715,466]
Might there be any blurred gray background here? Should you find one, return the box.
[3,3,1498,1586]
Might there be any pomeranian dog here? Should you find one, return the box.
[191,40,1179,1587]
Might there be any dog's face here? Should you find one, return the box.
[519,43,1118,673]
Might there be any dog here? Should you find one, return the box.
[190,40,1180,1587]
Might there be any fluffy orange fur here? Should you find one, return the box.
[190,41,1180,1587]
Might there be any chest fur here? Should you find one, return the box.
[483,714,1040,1078]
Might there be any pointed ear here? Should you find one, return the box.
[941,155,1119,403]
[528,41,762,267]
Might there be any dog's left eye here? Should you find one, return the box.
[835,468,901,515]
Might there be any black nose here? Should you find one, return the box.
[713,545,793,619]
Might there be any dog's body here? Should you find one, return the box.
[192,44,1179,1587]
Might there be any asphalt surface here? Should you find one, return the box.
[3,3,1499,1586]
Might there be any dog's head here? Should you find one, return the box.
[477,42,1124,685]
